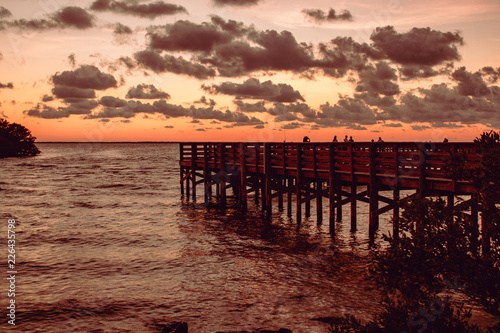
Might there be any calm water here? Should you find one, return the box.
[1,143,400,332]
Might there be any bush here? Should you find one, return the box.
[0,118,40,158]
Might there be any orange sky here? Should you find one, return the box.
[0,0,499,142]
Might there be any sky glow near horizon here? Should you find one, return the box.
[0,0,499,142]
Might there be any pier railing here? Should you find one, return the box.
[180,142,480,193]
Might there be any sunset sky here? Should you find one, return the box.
[0,0,499,142]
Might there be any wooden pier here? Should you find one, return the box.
[179,142,483,240]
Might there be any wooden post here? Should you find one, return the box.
[336,186,342,222]
[369,142,379,238]
[328,143,336,233]
[296,144,303,224]
[418,143,427,196]
[254,144,260,205]
[350,184,357,232]
[287,178,293,217]
[481,213,491,257]
[239,143,247,210]
[393,188,399,240]
[349,143,356,231]
[447,194,454,223]
[471,193,478,226]
[278,179,284,211]
[180,143,184,197]
[219,143,226,206]
[191,144,196,202]
[317,181,323,224]
[305,182,311,218]
[204,144,209,205]
[264,143,272,219]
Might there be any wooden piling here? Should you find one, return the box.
[180,144,184,197]
[296,144,303,224]
[191,144,196,201]
[328,143,335,233]
[317,181,323,224]
[481,214,491,257]
[264,143,272,218]
[350,184,357,231]
[239,143,247,210]
[219,143,226,206]
[369,143,378,238]
[204,144,209,204]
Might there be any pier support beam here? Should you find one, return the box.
[393,188,400,240]
[369,143,379,239]
[219,143,226,206]
[350,184,357,231]
[328,143,335,233]
[296,144,303,224]
[305,182,311,218]
[316,181,323,224]
[191,143,197,202]
[264,143,272,219]
[239,143,247,210]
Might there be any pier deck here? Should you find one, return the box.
[179,142,482,239]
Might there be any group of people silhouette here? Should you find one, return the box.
[303,136,450,143]
[305,135,383,143]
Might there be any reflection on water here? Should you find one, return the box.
[0,142,455,332]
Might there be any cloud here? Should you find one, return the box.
[0,82,13,89]
[165,125,174,128]
[52,6,94,29]
[208,29,317,76]
[52,65,117,90]
[268,102,317,118]
[213,0,261,7]
[42,94,54,102]
[382,123,403,127]
[52,85,96,99]
[126,84,170,99]
[399,65,439,80]
[0,7,12,19]
[203,78,305,102]
[370,26,463,66]
[113,22,132,35]
[354,62,400,107]
[302,8,353,24]
[378,83,500,127]
[306,98,378,127]
[134,50,216,79]
[452,67,490,97]
[99,96,127,107]
[194,96,216,106]
[24,104,70,119]
[147,19,234,52]
[281,122,304,130]
[2,6,94,30]
[233,100,267,112]
[90,0,187,19]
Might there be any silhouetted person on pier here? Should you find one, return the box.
[348,136,354,142]
[378,137,384,142]
[303,136,310,142]
[443,138,448,143]
[344,135,348,142]
[333,135,338,142]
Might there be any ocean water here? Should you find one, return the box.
[1,143,399,332]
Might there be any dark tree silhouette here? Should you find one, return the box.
[0,118,40,158]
